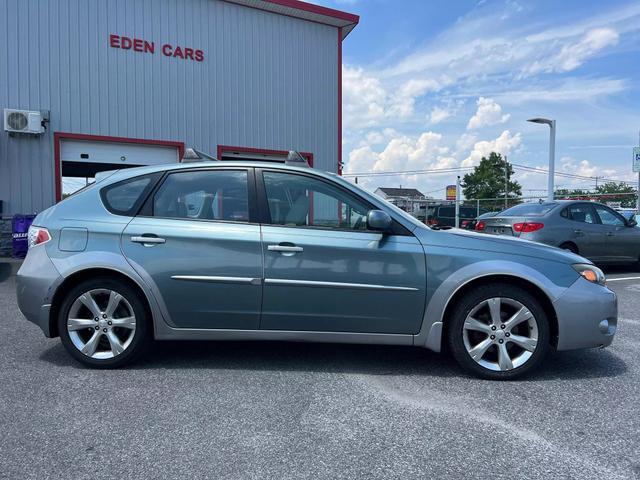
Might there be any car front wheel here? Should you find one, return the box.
[58,277,150,368]
[447,283,550,380]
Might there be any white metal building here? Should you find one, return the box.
[0,0,358,228]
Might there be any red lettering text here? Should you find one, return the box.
[173,46,184,59]
[111,35,204,62]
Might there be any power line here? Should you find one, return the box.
[342,166,473,178]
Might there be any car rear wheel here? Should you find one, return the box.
[447,283,550,380]
[58,278,150,368]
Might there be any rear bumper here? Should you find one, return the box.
[16,246,62,338]
[554,278,617,350]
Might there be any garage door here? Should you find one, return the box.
[61,139,180,167]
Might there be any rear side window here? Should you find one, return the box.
[101,174,159,216]
[500,202,557,216]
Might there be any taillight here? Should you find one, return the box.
[427,219,438,226]
[28,226,51,248]
[475,221,486,231]
[513,222,544,233]
[461,220,469,227]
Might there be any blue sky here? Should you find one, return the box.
[319,0,640,198]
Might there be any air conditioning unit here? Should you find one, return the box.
[4,109,45,135]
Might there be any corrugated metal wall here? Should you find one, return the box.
[0,0,339,214]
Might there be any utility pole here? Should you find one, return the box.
[455,175,461,228]
[504,155,508,209]
[637,129,640,213]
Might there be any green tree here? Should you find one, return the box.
[595,181,637,207]
[555,182,636,207]
[462,152,522,210]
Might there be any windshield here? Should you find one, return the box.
[499,202,557,217]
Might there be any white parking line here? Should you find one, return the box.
[607,276,640,282]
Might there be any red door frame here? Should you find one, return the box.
[216,145,313,167]
[53,132,185,202]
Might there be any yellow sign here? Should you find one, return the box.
[446,185,456,201]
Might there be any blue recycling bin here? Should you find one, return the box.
[12,214,36,259]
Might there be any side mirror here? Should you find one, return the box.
[367,210,392,232]
[628,218,637,227]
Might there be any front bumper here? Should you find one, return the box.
[16,245,62,337]
[554,277,617,351]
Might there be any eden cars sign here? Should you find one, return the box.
[109,34,204,62]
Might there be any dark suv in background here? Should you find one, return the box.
[426,205,485,228]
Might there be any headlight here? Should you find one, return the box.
[572,264,606,285]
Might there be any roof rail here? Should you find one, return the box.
[286,150,310,168]
[182,147,219,163]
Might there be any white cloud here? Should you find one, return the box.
[461,130,522,167]
[429,106,452,124]
[524,28,619,75]
[351,131,453,173]
[493,77,627,104]
[343,66,451,127]
[467,97,510,129]
[342,66,387,128]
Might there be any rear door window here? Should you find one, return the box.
[152,170,249,222]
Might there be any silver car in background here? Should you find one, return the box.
[16,162,617,379]
[477,200,640,266]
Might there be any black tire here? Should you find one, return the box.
[58,277,151,368]
[559,242,578,254]
[447,283,550,380]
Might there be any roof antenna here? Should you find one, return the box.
[182,147,219,163]
[286,150,309,168]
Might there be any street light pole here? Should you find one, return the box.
[528,117,556,202]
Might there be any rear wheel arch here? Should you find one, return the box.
[49,268,153,338]
[441,275,559,350]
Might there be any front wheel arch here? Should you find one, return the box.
[49,268,153,338]
[441,274,559,351]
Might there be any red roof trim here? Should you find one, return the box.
[264,0,359,24]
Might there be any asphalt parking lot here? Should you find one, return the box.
[1,262,640,480]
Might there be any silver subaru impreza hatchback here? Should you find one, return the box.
[16,161,617,379]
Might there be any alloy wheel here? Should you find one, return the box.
[66,289,137,359]
[462,297,539,372]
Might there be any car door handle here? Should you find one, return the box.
[131,235,166,245]
[268,245,303,253]
[574,229,584,236]
[606,232,615,237]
